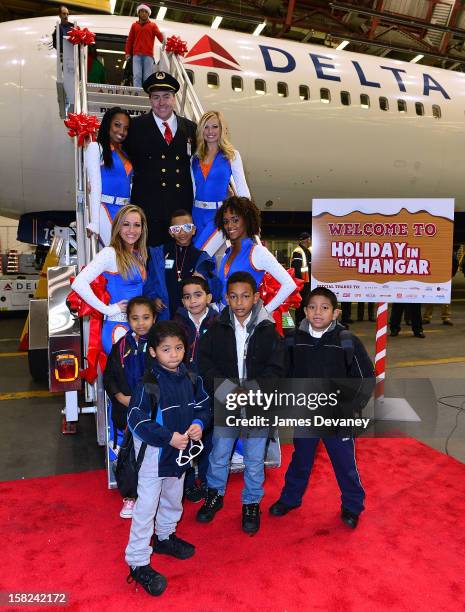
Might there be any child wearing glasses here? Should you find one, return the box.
[125,321,210,597]
[174,276,219,502]
[143,209,221,319]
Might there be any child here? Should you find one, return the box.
[174,276,218,502]
[125,4,164,89]
[103,296,156,519]
[125,321,210,596]
[196,271,287,534]
[269,287,375,529]
[143,209,221,319]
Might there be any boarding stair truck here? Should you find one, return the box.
[29,21,280,487]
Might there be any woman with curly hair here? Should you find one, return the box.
[71,204,148,354]
[191,110,250,256]
[215,196,296,312]
[85,107,133,247]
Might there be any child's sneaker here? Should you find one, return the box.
[184,485,203,503]
[127,565,167,596]
[153,534,195,559]
[120,498,136,518]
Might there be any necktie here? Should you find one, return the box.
[163,121,173,145]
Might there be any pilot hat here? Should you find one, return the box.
[136,4,151,15]
[143,71,180,94]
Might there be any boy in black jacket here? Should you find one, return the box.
[196,271,287,534]
[174,276,218,502]
[269,287,375,529]
[125,321,210,596]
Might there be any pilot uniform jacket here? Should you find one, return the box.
[125,111,197,246]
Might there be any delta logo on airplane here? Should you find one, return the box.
[185,35,451,99]
[185,35,241,70]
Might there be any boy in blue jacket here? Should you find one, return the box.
[125,321,210,596]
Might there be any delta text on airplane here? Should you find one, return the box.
[1,14,464,223]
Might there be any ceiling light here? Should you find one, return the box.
[253,21,266,36]
[336,40,349,51]
[156,6,167,20]
[211,16,222,29]
[411,54,424,63]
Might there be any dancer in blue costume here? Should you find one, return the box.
[72,205,148,355]
[191,111,250,256]
[215,196,296,313]
[86,107,133,247]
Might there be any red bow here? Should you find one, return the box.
[165,35,188,56]
[64,112,100,147]
[67,274,110,384]
[259,269,304,335]
[67,26,96,46]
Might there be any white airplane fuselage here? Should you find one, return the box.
[0,14,464,220]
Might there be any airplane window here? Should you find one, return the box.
[255,79,266,95]
[299,85,310,101]
[207,72,219,89]
[397,99,407,113]
[185,69,194,85]
[320,88,331,103]
[432,104,441,119]
[415,102,424,116]
[277,82,288,97]
[231,76,243,92]
[340,91,351,106]
[379,97,389,111]
[360,94,370,109]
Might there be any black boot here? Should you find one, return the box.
[196,488,223,523]
[242,503,261,534]
[127,565,167,596]
[341,508,359,529]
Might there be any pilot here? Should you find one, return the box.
[125,71,197,247]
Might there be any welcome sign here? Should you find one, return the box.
[311,199,454,303]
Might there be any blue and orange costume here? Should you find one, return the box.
[218,238,296,313]
[71,247,146,355]
[191,150,250,255]
[85,142,133,247]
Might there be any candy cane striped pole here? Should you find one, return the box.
[375,302,388,402]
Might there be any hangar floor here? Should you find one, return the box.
[1,274,464,483]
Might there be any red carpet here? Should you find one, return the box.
[1,439,465,611]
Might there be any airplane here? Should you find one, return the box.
[0,13,464,243]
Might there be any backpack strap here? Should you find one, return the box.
[135,440,148,473]
[186,370,198,388]
[339,329,355,371]
[142,370,161,414]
